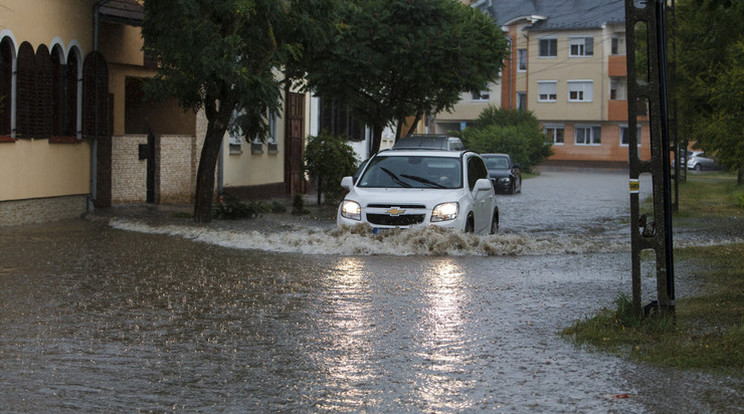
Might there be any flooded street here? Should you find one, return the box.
[2,168,743,412]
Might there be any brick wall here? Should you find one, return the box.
[111,135,149,204]
[0,195,87,226]
[160,135,197,203]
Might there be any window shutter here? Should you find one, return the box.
[0,38,12,136]
[16,42,36,138]
[35,45,53,139]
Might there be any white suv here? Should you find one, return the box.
[337,150,499,234]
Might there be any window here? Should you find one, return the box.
[228,110,243,154]
[16,42,35,138]
[620,125,642,146]
[0,37,13,137]
[537,81,557,102]
[517,49,527,71]
[611,37,619,55]
[569,37,594,57]
[544,125,564,145]
[517,92,527,111]
[568,80,593,102]
[267,112,278,153]
[467,155,488,191]
[471,88,489,101]
[575,125,602,145]
[539,38,557,57]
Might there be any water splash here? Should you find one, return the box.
[109,219,633,256]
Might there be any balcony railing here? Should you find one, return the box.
[608,55,627,77]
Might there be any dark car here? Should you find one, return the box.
[482,153,521,194]
[392,134,465,151]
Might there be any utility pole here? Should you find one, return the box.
[625,0,675,316]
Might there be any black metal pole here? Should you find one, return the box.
[656,0,675,309]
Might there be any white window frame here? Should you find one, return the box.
[517,49,527,71]
[620,124,642,146]
[538,37,557,58]
[537,81,557,102]
[574,124,602,146]
[567,80,593,102]
[544,124,565,145]
[569,36,594,57]
[471,88,490,102]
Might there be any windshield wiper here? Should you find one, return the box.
[380,167,411,188]
[400,174,446,188]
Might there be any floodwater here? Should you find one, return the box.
[1,168,743,412]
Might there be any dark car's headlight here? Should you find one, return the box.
[498,177,511,183]
[340,200,361,220]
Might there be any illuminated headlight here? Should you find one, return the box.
[340,200,361,220]
[499,177,511,183]
[431,202,459,222]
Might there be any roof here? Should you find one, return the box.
[98,0,144,27]
[475,0,625,31]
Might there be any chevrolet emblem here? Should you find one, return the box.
[386,207,405,216]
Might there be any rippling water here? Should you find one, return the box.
[2,168,743,412]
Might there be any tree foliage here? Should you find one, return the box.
[461,107,552,173]
[304,132,358,204]
[142,0,300,222]
[300,0,508,154]
[675,0,744,183]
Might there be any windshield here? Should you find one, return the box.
[358,156,462,189]
[483,156,510,169]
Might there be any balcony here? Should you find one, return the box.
[608,55,627,77]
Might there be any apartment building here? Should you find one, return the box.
[448,0,650,165]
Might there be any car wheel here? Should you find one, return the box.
[465,215,475,233]
[490,209,499,234]
[694,163,702,172]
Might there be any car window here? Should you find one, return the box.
[484,157,509,169]
[467,156,488,190]
[358,156,462,189]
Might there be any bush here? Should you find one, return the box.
[304,132,358,205]
[213,192,269,220]
[461,107,553,172]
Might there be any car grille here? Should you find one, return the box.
[367,213,425,226]
[366,204,426,209]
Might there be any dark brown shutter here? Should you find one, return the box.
[0,38,12,136]
[82,52,108,138]
[51,47,64,136]
[16,42,36,138]
[35,45,53,139]
[63,51,78,137]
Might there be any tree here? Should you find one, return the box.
[675,0,744,184]
[461,107,552,173]
[303,132,357,204]
[300,0,508,154]
[142,0,295,223]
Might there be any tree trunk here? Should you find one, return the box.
[738,167,743,186]
[370,121,384,155]
[193,118,228,223]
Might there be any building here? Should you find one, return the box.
[0,0,309,225]
[440,0,650,166]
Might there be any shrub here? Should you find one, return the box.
[304,132,358,205]
[461,107,553,172]
[213,192,269,220]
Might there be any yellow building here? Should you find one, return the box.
[0,0,308,225]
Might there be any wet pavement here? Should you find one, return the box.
[1,167,743,412]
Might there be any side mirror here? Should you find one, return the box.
[474,178,493,192]
[513,163,520,169]
[341,176,354,190]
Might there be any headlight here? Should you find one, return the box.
[340,200,361,220]
[431,202,459,222]
[499,177,511,183]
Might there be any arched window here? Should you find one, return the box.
[0,37,13,137]
[63,48,79,137]
[35,44,53,139]
[16,41,35,138]
[51,45,64,137]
